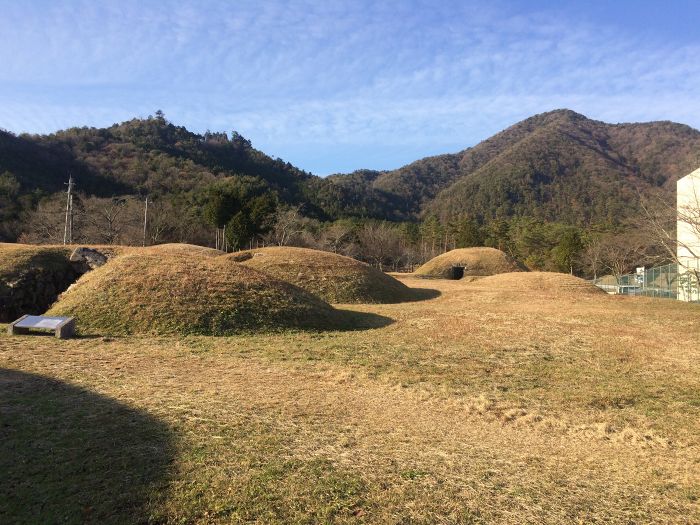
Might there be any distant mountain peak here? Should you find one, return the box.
[327,110,700,223]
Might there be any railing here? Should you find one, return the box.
[592,261,699,302]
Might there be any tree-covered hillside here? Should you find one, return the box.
[2,109,699,245]
[0,112,326,240]
[5,111,317,200]
[330,109,700,224]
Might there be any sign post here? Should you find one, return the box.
[8,315,75,339]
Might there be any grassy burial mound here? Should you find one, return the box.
[139,243,223,258]
[0,243,78,322]
[228,246,415,303]
[471,271,605,297]
[47,254,343,335]
[415,247,524,279]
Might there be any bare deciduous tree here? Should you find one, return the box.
[580,235,604,280]
[599,232,656,283]
[357,223,404,270]
[145,199,179,245]
[20,194,86,244]
[318,222,354,253]
[82,196,136,245]
[269,206,304,246]
[641,183,700,289]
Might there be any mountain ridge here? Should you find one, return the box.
[324,108,700,223]
[1,108,699,242]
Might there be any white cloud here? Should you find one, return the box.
[0,0,699,174]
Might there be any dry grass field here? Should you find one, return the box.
[1,274,699,524]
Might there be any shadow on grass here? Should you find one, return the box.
[0,368,174,524]
[333,309,395,330]
[402,287,441,302]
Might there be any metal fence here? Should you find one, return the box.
[593,261,700,302]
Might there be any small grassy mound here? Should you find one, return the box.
[228,246,415,303]
[0,243,78,322]
[415,247,524,279]
[470,271,605,296]
[47,254,343,335]
[140,243,223,258]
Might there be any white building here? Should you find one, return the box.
[677,167,700,301]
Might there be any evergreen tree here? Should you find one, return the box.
[552,228,585,274]
[451,216,483,248]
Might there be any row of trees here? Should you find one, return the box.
[262,207,667,278]
[18,177,280,250]
[18,183,684,280]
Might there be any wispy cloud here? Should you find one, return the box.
[0,0,698,174]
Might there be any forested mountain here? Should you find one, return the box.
[0,112,328,240]
[2,109,699,244]
[1,111,316,203]
[323,109,700,223]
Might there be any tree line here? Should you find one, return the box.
[3,111,692,282]
[16,174,673,280]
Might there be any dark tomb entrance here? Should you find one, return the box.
[451,266,465,279]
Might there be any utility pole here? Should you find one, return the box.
[63,175,75,245]
[142,196,149,247]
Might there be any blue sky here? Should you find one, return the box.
[1,0,699,175]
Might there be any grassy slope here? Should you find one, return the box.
[1,276,699,523]
[232,246,416,304]
[473,271,605,296]
[0,243,73,276]
[414,247,524,278]
[47,254,344,335]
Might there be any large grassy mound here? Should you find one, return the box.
[470,271,605,296]
[229,246,415,303]
[0,243,78,322]
[415,247,524,279]
[140,243,223,258]
[47,254,343,335]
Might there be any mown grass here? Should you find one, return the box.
[1,275,699,523]
[0,369,174,524]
